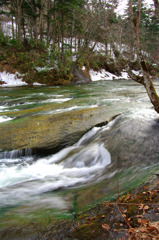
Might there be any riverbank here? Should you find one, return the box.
[0,176,158,240]
[41,176,159,240]
[0,42,159,87]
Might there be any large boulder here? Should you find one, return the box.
[71,65,91,84]
[0,106,111,156]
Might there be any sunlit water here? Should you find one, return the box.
[0,80,159,235]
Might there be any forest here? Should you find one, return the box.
[0,0,158,70]
[0,2,159,239]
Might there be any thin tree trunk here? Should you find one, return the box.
[17,0,23,42]
[153,0,159,20]
[11,0,15,39]
[61,9,64,63]
[46,0,51,46]
[12,16,15,39]
[36,0,44,45]
[22,8,26,40]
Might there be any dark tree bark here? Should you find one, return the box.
[153,0,159,20]
[36,0,44,45]
[17,0,23,43]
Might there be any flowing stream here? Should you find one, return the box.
[0,80,159,237]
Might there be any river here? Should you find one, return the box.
[0,79,159,239]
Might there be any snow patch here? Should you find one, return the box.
[120,71,129,79]
[0,72,45,87]
[0,72,27,87]
[35,67,54,72]
[132,70,142,76]
[89,69,130,81]
[33,82,46,86]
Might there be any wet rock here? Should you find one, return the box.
[102,109,159,169]
[71,65,91,84]
[0,106,111,155]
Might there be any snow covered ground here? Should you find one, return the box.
[89,69,129,81]
[0,69,132,87]
[0,72,44,87]
[0,72,27,87]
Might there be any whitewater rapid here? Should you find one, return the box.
[0,124,111,206]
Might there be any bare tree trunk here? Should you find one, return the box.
[22,8,26,40]
[36,0,44,45]
[129,0,159,113]
[11,1,15,39]
[46,0,51,46]
[17,0,23,43]
[61,9,64,63]
[153,0,159,20]
[12,16,15,39]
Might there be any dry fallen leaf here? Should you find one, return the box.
[144,205,150,210]
[147,222,159,233]
[139,204,144,210]
[102,224,110,231]
[136,215,143,218]
[125,194,132,201]
[85,216,96,221]
[138,219,149,226]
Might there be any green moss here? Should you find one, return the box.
[70,221,102,240]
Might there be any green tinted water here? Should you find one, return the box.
[0,80,159,239]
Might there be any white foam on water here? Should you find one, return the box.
[0,127,111,206]
[0,115,13,123]
[0,106,9,113]
[42,98,72,103]
[130,108,159,122]
[49,105,98,114]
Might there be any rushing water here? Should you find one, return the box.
[0,80,159,237]
[0,80,152,119]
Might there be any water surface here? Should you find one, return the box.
[0,80,159,236]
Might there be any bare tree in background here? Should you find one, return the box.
[153,0,159,20]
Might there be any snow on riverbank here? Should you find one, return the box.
[0,67,137,87]
[89,69,129,81]
[0,72,27,87]
[0,72,45,87]
[0,69,131,87]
